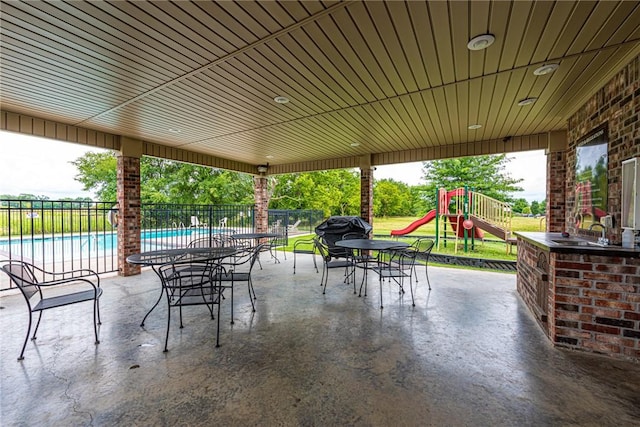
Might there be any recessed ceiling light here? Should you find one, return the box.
[518,97,538,106]
[467,34,495,51]
[273,96,289,104]
[350,142,361,147]
[468,124,482,130]
[533,64,559,76]
[168,128,181,133]
[266,155,274,159]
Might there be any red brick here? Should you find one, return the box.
[556,261,593,271]
[581,340,621,354]
[556,286,580,296]
[583,306,621,318]
[583,272,623,282]
[555,311,592,322]
[582,323,621,335]
[594,300,635,310]
[556,295,593,305]
[555,278,592,288]
[594,264,638,274]
[555,328,591,339]
[595,282,636,292]
[583,290,622,300]
[624,311,640,321]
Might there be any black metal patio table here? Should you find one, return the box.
[335,239,409,297]
[126,247,239,326]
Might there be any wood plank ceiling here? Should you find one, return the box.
[1,1,639,174]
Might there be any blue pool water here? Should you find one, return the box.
[0,228,212,261]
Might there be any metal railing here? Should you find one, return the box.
[0,200,118,288]
[469,191,513,237]
[1,199,323,290]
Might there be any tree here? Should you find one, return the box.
[72,152,117,201]
[539,199,547,215]
[373,179,412,216]
[72,152,254,205]
[512,198,530,214]
[269,170,360,217]
[421,155,523,207]
[530,200,540,215]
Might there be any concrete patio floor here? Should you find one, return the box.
[1,255,639,426]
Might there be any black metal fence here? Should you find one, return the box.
[0,199,323,290]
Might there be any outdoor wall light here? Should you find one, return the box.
[257,164,269,173]
[467,34,495,51]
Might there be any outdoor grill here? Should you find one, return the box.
[315,216,373,258]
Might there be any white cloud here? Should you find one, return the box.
[0,131,107,198]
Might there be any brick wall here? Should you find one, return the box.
[516,239,552,332]
[117,155,141,276]
[254,175,269,232]
[546,151,567,232]
[360,167,374,226]
[565,55,640,243]
[550,253,640,360]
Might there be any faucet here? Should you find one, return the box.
[589,223,608,245]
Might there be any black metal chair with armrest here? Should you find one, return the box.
[409,238,435,290]
[157,258,223,351]
[314,238,355,295]
[373,247,419,308]
[293,237,318,274]
[213,244,264,324]
[0,260,102,360]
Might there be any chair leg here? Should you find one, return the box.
[247,279,256,312]
[164,298,171,353]
[293,253,297,274]
[230,282,235,324]
[215,285,221,348]
[379,276,384,309]
[93,299,101,344]
[96,296,102,325]
[425,263,432,291]
[409,276,416,307]
[18,311,34,360]
[312,254,318,273]
[32,311,43,340]
[322,267,328,294]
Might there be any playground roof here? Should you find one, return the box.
[1,1,639,174]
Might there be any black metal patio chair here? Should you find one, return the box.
[314,238,355,295]
[293,237,318,274]
[213,244,264,324]
[0,259,102,360]
[157,258,223,351]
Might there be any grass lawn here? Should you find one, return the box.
[285,215,545,262]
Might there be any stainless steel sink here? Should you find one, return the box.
[551,239,590,246]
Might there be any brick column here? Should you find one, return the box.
[360,167,374,228]
[117,138,142,276]
[254,175,269,233]
[546,150,567,232]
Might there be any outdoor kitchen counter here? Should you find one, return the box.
[515,232,640,257]
[514,232,640,362]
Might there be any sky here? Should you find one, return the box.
[0,131,547,202]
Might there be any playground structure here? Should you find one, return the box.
[391,187,513,253]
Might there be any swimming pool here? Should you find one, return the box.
[0,228,213,261]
